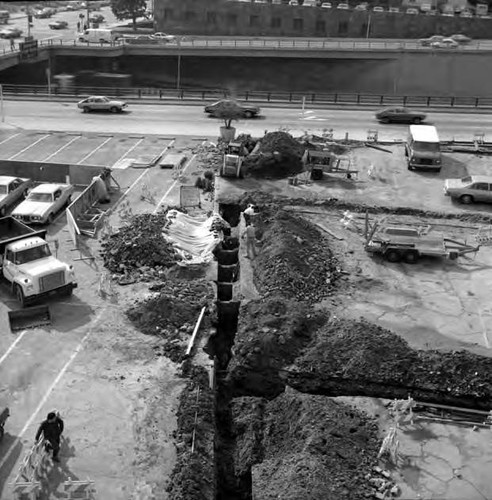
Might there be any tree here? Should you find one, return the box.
[110,0,147,32]
[212,103,246,130]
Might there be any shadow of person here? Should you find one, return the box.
[0,436,23,497]
[45,437,79,499]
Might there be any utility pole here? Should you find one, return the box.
[176,37,182,89]
[27,6,31,38]
[366,13,371,39]
[87,1,90,28]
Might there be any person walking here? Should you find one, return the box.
[9,38,15,51]
[35,411,64,462]
[242,222,257,259]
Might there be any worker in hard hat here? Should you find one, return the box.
[242,222,257,259]
[35,411,64,462]
[243,204,256,226]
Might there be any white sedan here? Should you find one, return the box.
[77,96,128,113]
[12,183,74,224]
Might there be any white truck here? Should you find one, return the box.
[0,217,77,306]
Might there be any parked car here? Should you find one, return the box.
[0,176,32,217]
[89,14,104,23]
[34,9,53,18]
[288,0,299,5]
[460,10,473,17]
[375,107,426,124]
[450,33,472,43]
[321,2,333,7]
[49,20,69,30]
[204,99,260,119]
[337,3,350,8]
[388,7,400,12]
[0,27,22,39]
[425,10,437,15]
[373,6,385,12]
[355,3,368,10]
[77,96,128,113]
[419,35,444,46]
[431,38,459,48]
[444,176,492,204]
[406,8,419,14]
[12,184,74,225]
[152,32,176,42]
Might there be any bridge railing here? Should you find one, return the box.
[2,84,492,108]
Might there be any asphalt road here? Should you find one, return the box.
[2,100,492,141]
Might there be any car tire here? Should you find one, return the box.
[0,206,5,217]
[385,249,402,263]
[15,284,26,307]
[110,107,119,113]
[460,194,474,204]
[403,250,419,264]
[244,111,253,119]
[413,117,422,124]
[83,106,90,113]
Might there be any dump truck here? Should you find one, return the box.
[364,220,479,264]
[0,217,77,306]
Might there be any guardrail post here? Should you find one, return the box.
[202,91,205,100]
[334,93,338,103]
[475,97,479,108]
[427,96,431,107]
[180,90,184,99]
[450,96,455,107]
[245,91,249,101]
[403,96,407,106]
[311,93,315,103]
[380,95,384,105]
[267,93,271,102]
[159,89,162,99]
[357,94,361,104]
[138,89,141,99]
[289,93,292,102]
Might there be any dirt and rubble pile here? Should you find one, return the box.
[226,298,326,398]
[253,209,340,302]
[101,213,178,276]
[230,389,380,500]
[126,279,215,362]
[243,131,305,178]
[168,366,216,500]
[288,318,492,407]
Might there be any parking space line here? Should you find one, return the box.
[8,135,50,160]
[0,308,106,473]
[77,137,113,165]
[112,138,144,167]
[153,140,206,214]
[0,330,28,367]
[0,133,20,146]
[42,135,82,162]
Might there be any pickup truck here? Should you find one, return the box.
[0,217,77,306]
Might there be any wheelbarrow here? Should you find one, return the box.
[0,407,10,441]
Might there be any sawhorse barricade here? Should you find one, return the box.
[63,478,96,499]
[11,481,41,500]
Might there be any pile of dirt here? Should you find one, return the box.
[243,131,305,178]
[253,209,340,302]
[126,279,215,363]
[167,366,216,500]
[226,298,326,398]
[230,389,380,500]
[101,213,178,276]
[288,318,492,408]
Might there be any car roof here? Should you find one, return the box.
[466,176,492,183]
[409,125,439,142]
[30,183,67,193]
[0,175,20,184]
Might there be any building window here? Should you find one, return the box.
[315,20,326,34]
[271,17,281,28]
[293,18,303,30]
[338,21,348,35]
[184,11,196,21]
[227,13,238,26]
[207,11,217,25]
[164,8,173,20]
[250,15,260,27]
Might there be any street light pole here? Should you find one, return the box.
[366,13,371,39]
[176,37,181,89]
[27,6,31,38]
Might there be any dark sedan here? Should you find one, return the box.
[375,107,426,124]
[204,99,261,119]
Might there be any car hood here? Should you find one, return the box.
[444,179,467,190]
[413,150,440,158]
[17,256,67,277]
[12,201,50,217]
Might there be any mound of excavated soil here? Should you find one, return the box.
[167,367,216,500]
[231,389,380,500]
[253,209,339,302]
[126,279,215,362]
[288,318,492,408]
[226,298,326,398]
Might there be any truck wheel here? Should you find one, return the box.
[403,250,419,264]
[460,195,474,204]
[385,249,402,263]
[15,285,26,307]
[0,206,5,217]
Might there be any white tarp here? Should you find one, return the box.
[163,210,224,265]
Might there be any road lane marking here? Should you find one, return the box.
[8,135,50,160]
[42,135,81,162]
[0,309,106,473]
[153,140,205,214]
[0,133,20,145]
[76,137,113,165]
[111,138,144,169]
[0,330,28,367]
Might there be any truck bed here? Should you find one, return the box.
[0,216,47,252]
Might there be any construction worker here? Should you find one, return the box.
[35,411,64,462]
[243,204,256,226]
[242,222,257,259]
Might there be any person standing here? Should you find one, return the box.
[35,411,64,462]
[242,222,257,259]
[243,204,256,226]
[10,38,15,51]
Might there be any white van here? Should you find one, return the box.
[78,29,119,43]
[405,125,442,172]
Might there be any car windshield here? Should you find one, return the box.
[27,193,52,202]
[461,176,473,183]
[414,141,439,152]
[14,244,51,264]
[0,185,7,194]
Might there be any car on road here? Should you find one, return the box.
[204,99,261,119]
[34,9,54,18]
[152,32,176,42]
[12,184,74,225]
[460,10,473,17]
[444,176,492,204]
[0,27,22,39]
[77,96,128,113]
[388,6,400,12]
[321,2,333,7]
[419,35,444,46]
[337,3,350,9]
[355,3,368,10]
[0,176,32,217]
[375,107,426,124]
[373,6,385,12]
[431,38,459,48]
[49,20,69,30]
[450,33,472,43]
[406,8,419,14]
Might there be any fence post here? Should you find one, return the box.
[180,90,184,99]
[475,97,479,108]
[427,96,431,107]
[289,93,292,102]
[159,89,162,99]
[450,96,455,107]
[138,89,141,99]
[245,91,249,101]
[267,93,271,102]
[334,93,338,103]
[357,94,360,104]
[380,94,384,105]
[311,93,315,103]
[403,96,407,106]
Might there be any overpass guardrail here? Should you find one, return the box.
[2,84,492,109]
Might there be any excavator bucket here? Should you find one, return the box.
[8,305,51,332]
